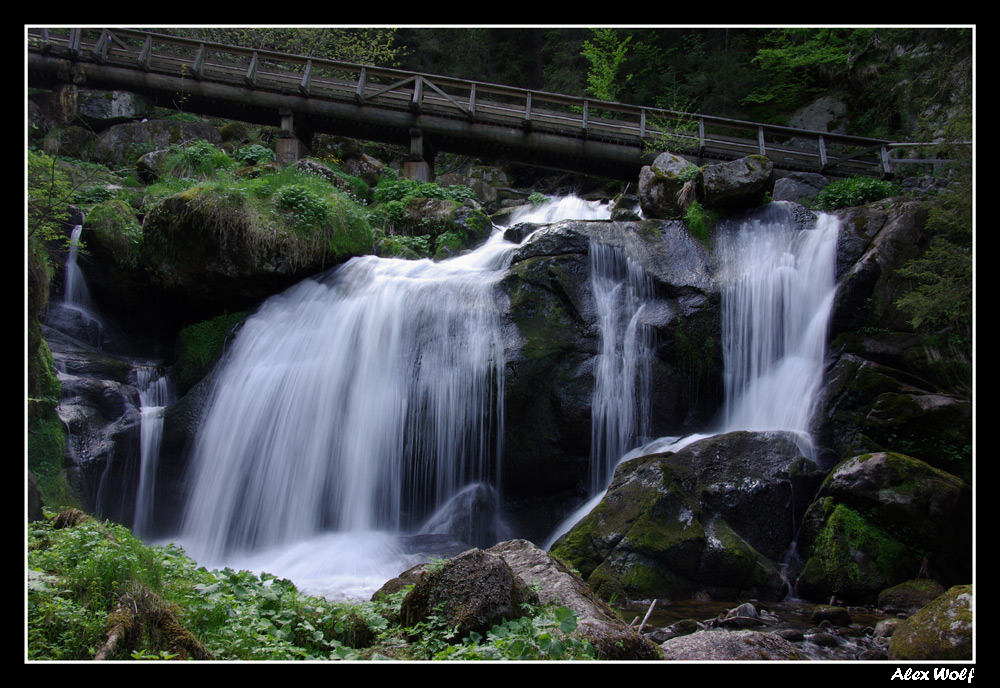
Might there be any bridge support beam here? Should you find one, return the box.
[275,107,311,164]
[402,127,434,181]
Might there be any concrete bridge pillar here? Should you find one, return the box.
[275,107,311,164]
[403,127,435,181]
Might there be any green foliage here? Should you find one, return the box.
[811,176,902,210]
[372,175,475,205]
[176,27,403,67]
[164,140,235,179]
[430,604,596,660]
[683,200,717,244]
[581,28,632,102]
[528,192,549,207]
[173,311,248,392]
[84,199,143,267]
[743,28,873,117]
[894,181,972,343]
[29,514,597,661]
[235,144,276,167]
[28,150,73,244]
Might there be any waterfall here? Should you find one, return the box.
[132,366,172,536]
[178,232,513,565]
[545,206,840,549]
[506,195,610,224]
[718,211,839,445]
[63,225,90,307]
[588,242,655,493]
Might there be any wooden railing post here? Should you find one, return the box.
[299,60,313,96]
[355,67,367,104]
[698,118,706,156]
[191,43,205,80]
[757,125,766,155]
[137,34,152,71]
[410,76,423,113]
[92,29,110,62]
[67,28,81,55]
[468,83,477,120]
[582,99,589,138]
[818,135,827,171]
[245,51,259,88]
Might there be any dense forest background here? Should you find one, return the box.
[151,27,972,143]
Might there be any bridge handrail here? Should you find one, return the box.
[28,27,905,176]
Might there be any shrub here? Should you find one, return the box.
[683,200,717,244]
[235,144,276,167]
[812,176,902,209]
[164,140,234,179]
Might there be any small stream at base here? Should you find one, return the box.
[618,598,893,660]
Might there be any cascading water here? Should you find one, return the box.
[132,366,172,537]
[506,195,610,224]
[588,242,655,493]
[718,211,840,446]
[545,206,840,549]
[542,242,657,549]
[176,231,515,597]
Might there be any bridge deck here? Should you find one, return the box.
[28,28,898,180]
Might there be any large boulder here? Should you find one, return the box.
[498,219,722,540]
[772,172,829,204]
[660,629,801,660]
[551,431,819,603]
[92,119,223,167]
[638,152,699,219]
[813,352,972,480]
[796,452,971,605]
[888,585,973,660]
[140,184,371,324]
[701,155,774,209]
[398,548,538,638]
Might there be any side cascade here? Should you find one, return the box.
[588,241,655,493]
[546,205,840,548]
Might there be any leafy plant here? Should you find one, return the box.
[528,192,549,207]
[164,140,235,179]
[581,28,632,102]
[811,176,902,210]
[683,200,717,244]
[235,144,276,167]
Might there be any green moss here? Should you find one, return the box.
[84,199,143,267]
[806,503,914,601]
[173,311,248,392]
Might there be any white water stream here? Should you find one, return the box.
[172,196,611,599]
[544,209,840,548]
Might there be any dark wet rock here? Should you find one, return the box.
[550,431,815,603]
[772,172,829,204]
[796,452,971,605]
[808,631,841,648]
[811,605,853,626]
[701,155,773,210]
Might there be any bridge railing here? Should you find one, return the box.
[28,27,899,177]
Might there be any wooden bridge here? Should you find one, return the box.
[28,28,901,181]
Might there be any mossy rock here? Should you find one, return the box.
[888,585,973,660]
[878,578,947,614]
[797,502,916,605]
[172,311,248,394]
